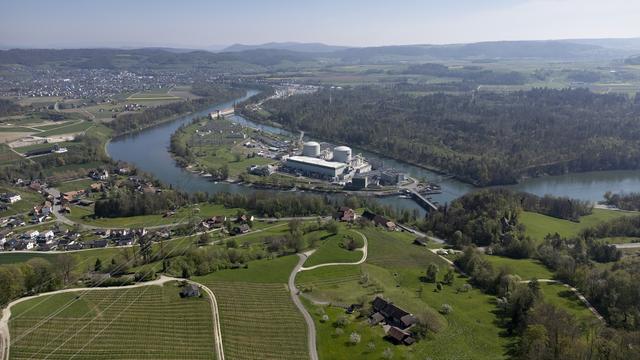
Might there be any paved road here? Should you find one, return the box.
[0,276,225,360]
[299,230,368,271]
[288,253,318,360]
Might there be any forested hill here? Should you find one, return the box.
[258,87,640,186]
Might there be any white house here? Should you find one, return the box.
[25,230,39,239]
[1,193,21,204]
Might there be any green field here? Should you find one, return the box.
[297,227,511,359]
[38,121,93,137]
[539,283,598,325]
[9,282,216,360]
[482,255,553,280]
[194,256,308,360]
[521,209,636,241]
[0,144,23,165]
[304,230,363,267]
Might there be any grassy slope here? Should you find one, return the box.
[9,282,215,360]
[304,230,363,267]
[539,283,598,325]
[482,255,553,280]
[521,209,636,241]
[298,227,510,360]
[194,255,308,360]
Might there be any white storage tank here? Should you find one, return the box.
[333,146,352,164]
[302,141,321,157]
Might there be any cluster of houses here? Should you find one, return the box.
[334,208,397,231]
[0,225,172,252]
[369,296,418,346]
[1,227,82,251]
[0,192,22,204]
[200,214,254,235]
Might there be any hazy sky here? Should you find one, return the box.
[1,0,639,48]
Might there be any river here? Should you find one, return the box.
[108,90,640,215]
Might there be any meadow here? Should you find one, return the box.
[520,209,636,242]
[303,230,363,267]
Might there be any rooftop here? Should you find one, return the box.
[287,156,347,170]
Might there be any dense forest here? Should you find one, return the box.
[256,86,640,185]
[107,85,244,135]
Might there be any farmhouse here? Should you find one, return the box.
[370,297,417,345]
[335,207,357,222]
[362,211,396,231]
[233,224,251,235]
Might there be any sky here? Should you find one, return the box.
[1,0,639,48]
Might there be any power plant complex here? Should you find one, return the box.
[284,141,372,181]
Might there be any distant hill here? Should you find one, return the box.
[0,48,315,70]
[222,42,348,53]
[332,40,636,62]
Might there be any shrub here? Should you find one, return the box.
[440,303,453,315]
[349,332,361,345]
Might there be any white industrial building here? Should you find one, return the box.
[285,156,347,178]
[285,142,372,181]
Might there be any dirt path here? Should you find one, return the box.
[190,281,224,360]
[298,230,368,271]
[0,276,225,360]
[518,279,605,322]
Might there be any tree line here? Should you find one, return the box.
[603,191,640,211]
[254,86,640,186]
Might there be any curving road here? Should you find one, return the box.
[288,230,369,360]
[298,230,368,272]
[0,276,224,360]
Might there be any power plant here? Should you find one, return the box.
[284,142,371,181]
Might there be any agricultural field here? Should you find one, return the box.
[127,88,182,102]
[9,282,216,360]
[520,209,637,242]
[303,230,363,267]
[194,256,308,360]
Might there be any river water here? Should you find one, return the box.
[108,90,640,215]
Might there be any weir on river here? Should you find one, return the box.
[108,90,640,215]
